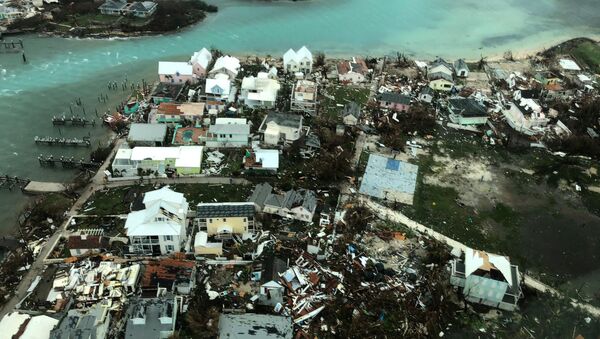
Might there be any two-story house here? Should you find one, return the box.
[290,80,318,115]
[447,98,488,125]
[195,202,256,240]
[450,247,523,311]
[201,118,250,148]
[258,112,303,145]
[158,61,195,84]
[377,92,411,112]
[240,72,281,108]
[125,187,189,256]
[153,102,205,124]
[248,184,317,223]
[189,48,212,80]
[283,46,313,74]
[208,55,240,80]
[202,74,232,113]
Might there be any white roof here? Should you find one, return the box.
[205,76,231,95]
[464,248,514,286]
[126,187,189,237]
[158,61,193,76]
[254,149,279,169]
[115,147,133,160]
[194,231,223,249]
[190,48,212,69]
[215,118,247,125]
[175,146,204,168]
[210,55,240,75]
[125,209,183,236]
[577,74,592,82]
[129,146,203,165]
[283,46,312,65]
[241,75,281,102]
[559,59,581,71]
[0,313,58,339]
[143,186,186,207]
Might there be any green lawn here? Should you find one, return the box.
[571,41,600,73]
[170,183,253,207]
[319,85,370,120]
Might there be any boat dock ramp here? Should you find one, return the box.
[34,136,91,147]
[0,174,67,194]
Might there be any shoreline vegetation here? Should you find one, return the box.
[4,0,217,38]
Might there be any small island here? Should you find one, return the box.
[2,0,217,38]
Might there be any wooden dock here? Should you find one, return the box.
[34,136,91,147]
[38,154,100,170]
[0,39,23,53]
[52,115,96,127]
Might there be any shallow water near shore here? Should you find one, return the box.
[0,0,599,235]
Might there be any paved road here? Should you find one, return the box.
[105,176,250,188]
[0,139,124,319]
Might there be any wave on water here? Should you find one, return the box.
[0,89,24,97]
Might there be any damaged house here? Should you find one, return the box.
[249,184,317,222]
[125,187,189,256]
[450,248,523,311]
[140,259,196,295]
[258,112,303,146]
[290,80,318,115]
[50,302,112,339]
[125,297,178,339]
[447,97,489,125]
[502,93,549,136]
[377,92,411,112]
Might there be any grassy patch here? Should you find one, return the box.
[83,186,140,216]
[319,85,369,120]
[571,41,600,73]
[170,183,253,206]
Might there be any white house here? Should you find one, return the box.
[125,187,189,256]
[283,46,313,74]
[111,146,204,177]
[258,112,303,145]
[158,61,195,84]
[189,48,212,79]
[419,86,434,103]
[454,59,469,78]
[209,55,240,80]
[203,74,232,113]
[240,72,281,108]
[202,118,250,148]
[428,58,454,77]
